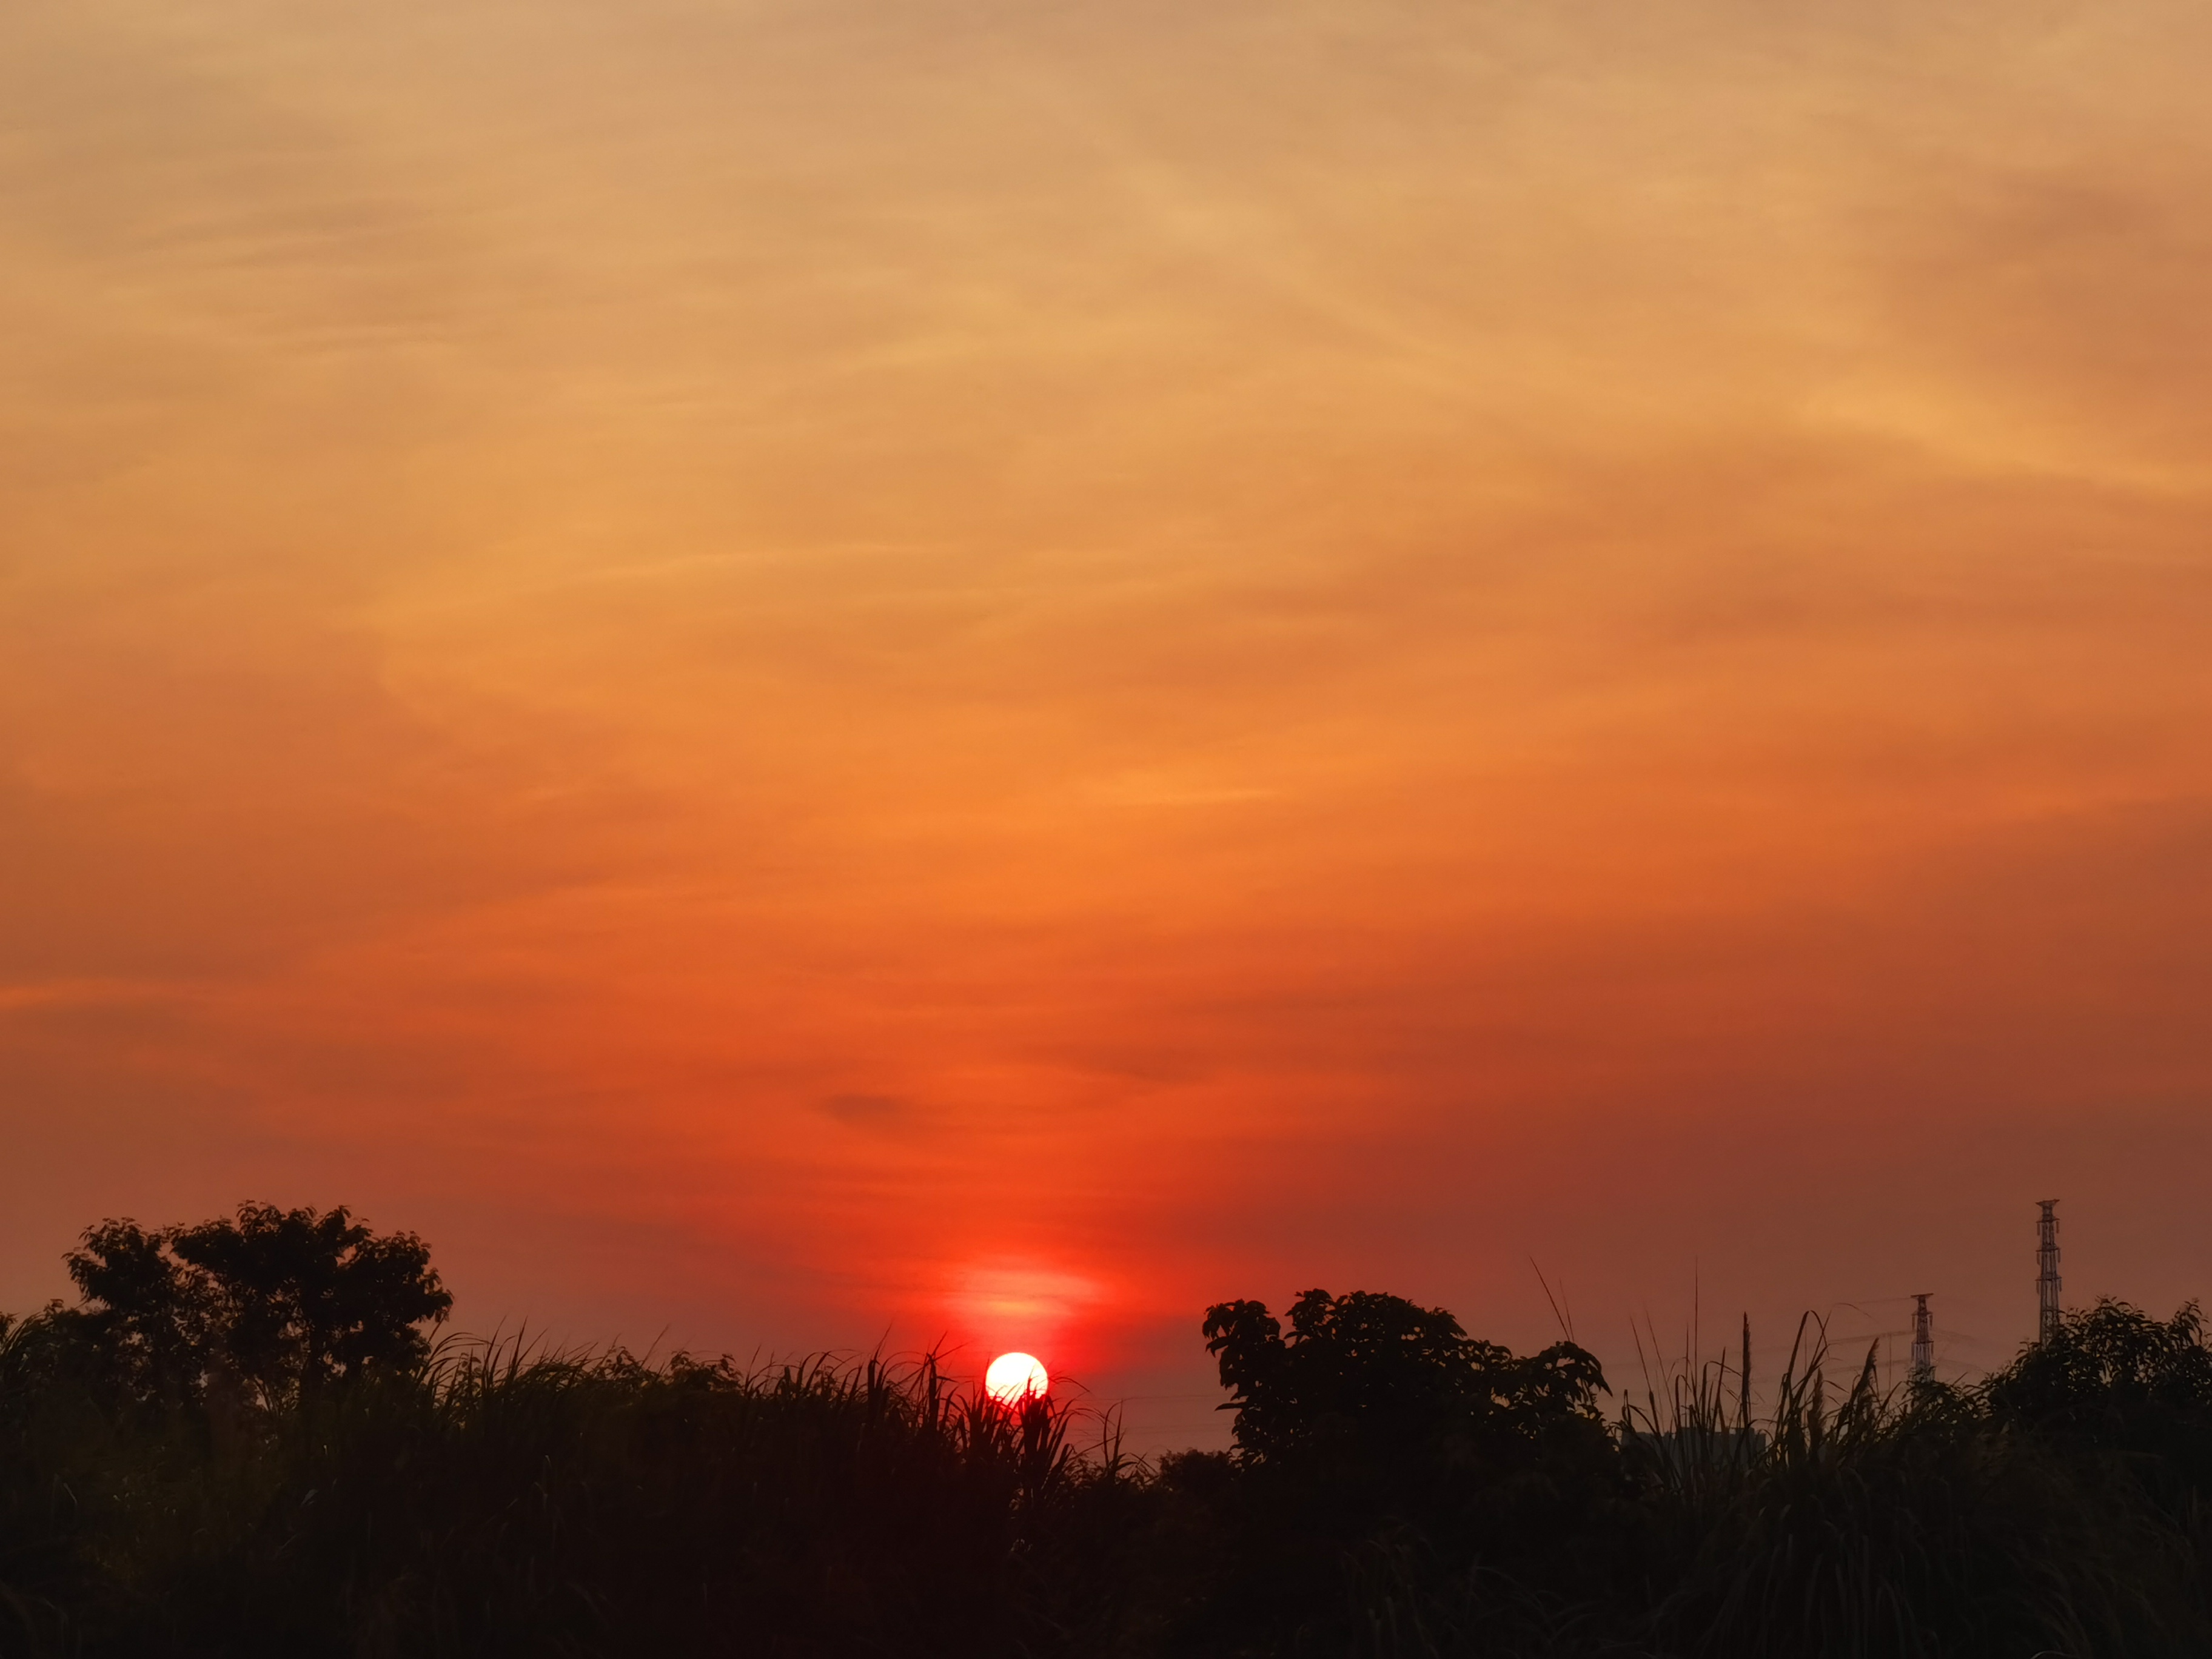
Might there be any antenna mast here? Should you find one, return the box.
[1910,1293,1934,1381]
[2036,1199,2062,1344]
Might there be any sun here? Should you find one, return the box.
[984,1351,1049,1407]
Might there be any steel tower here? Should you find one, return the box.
[2036,1199,2062,1344]
[1910,1293,1934,1381]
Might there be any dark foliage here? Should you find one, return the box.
[1203,1289,1610,1468]
[1629,1312,2211,1659]
[1195,1290,1629,1654]
[60,1205,449,1409]
[1983,1298,2212,1511]
[7,1211,2212,1658]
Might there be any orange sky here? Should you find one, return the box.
[4,0,2211,1444]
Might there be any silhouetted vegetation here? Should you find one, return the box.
[61,1205,450,1410]
[5,1206,2212,1655]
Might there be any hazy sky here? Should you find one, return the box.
[5,0,2210,1444]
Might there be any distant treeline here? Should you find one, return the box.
[4,1205,2212,1657]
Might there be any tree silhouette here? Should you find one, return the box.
[64,1202,451,1405]
[1203,1287,1609,1465]
[1982,1297,2212,1513]
[64,1218,214,1404]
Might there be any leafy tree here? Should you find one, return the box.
[1985,1298,2212,1428]
[170,1203,450,1396]
[1982,1297,2212,1515]
[63,1218,214,1404]
[1193,1291,1624,1654]
[62,1203,451,1406]
[1202,1288,1609,1466]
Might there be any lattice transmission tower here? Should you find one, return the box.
[2036,1199,2062,1344]
[1910,1293,1934,1382]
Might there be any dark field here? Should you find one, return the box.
[4,1208,2211,1657]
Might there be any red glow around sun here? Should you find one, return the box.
[984,1352,1049,1406]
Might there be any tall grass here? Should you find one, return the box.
[8,1299,2212,1656]
[1623,1314,2212,1659]
[0,1325,1147,1658]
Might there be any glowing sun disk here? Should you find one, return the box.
[985,1352,1049,1406]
